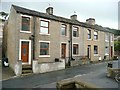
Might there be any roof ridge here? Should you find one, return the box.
[11,4,118,34]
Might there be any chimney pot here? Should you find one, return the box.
[46,7,53,15]
[70,14,77,20]
[86,18,95,25]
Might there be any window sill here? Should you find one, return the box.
[87,39,92,40]
[94,54,99,56]
[73,37,79,38]
[105,40,109,42]
[94,40,98,41]
[20,31,31,33]
[61,35,67,37]
[105,53,109,55]
[73,54,79,56]
[40,33,50,35]
[39,55,50,57]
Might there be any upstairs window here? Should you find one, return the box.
[94,31,98,40]
[94,45,98,54]
[87,29,91,39]
[73,26,79,37]
[73,44,79,55]
[21,16,30,31]
[111,35,113,41]
[105,33,109,42]
[61,24,67,36]
[40,42,49,55]
[105,46,109,55]
[40,20,49,34]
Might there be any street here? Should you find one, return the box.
[2,60,119,89]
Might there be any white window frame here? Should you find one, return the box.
[105,33,109,42]
[61,24,67,36]
[110,34,113,42]
[105,46,109,55]
[20,14,31,33]
[39,41,50,57]
[72,25,79,38]
[87,29,91,40]
[19,39,31,64]
[39,18,50,35]
[72,43,79,56]
[94,45,98,55]
[94,31,98,41]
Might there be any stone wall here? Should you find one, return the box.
[32,59,65,73]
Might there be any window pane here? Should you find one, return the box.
[94,46,98,54]
[22,16,30,31]
[40,42,49,55]
[73,44,78,55]
[41,21,48,27]
[105,46,109,55]
[87,30,91,39]
[40,27,48,34]
[61,25,66,35]
[73,27,78,37]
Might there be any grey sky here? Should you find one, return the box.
[1,0,119,29]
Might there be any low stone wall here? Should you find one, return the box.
[33,59,65,73]
[107,68,120,78]
[56,77,98,89]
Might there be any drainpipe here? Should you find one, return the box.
[68,24,72,66]
[33,17,36,60]
[109,32,111,60]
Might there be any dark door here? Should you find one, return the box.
[111,46,113,58]
[21,41,29,63]
[87,45,91,59]
[61,44,66,58]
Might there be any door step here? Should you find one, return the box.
[22,65,32,74]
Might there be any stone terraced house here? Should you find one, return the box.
[2,5,115,74]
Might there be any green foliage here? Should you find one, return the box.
[114,40,120,51]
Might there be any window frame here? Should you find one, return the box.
[73,44,79,55]
[87,29,91,40]
[94,31,98,40]
[39,41,50,57]
[61,24,67,36]
[20,14,31,33]
[105,33,109,42]
[94,45,98,55]
[105,46,109,55]
[72,26,79,37]
[40,19,50,35]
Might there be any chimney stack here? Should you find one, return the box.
[46,7,53,15]
[86,18,95,25]
[70,14,77,20]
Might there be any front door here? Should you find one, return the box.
[61,44,66,58]
[21,41,29,63]
[87,45,91,59]
[111,46,113,58]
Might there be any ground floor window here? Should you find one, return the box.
[94,45,98,54]
[40,42,50,55]
[73,44,79,55]
[105,46,109,55]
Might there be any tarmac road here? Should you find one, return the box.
[2,60,119,89]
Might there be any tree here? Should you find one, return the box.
[0,11,8,20]
[114,40,120,51]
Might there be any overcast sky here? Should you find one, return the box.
[0,0,119,29]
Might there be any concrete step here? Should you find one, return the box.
[22,65,32,74]
[22,69,33,74]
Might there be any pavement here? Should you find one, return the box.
[1,60,119,89]
[0,61,15,81]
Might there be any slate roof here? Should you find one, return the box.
[12,4,119,34]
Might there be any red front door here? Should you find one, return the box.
[21,41,29,63]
